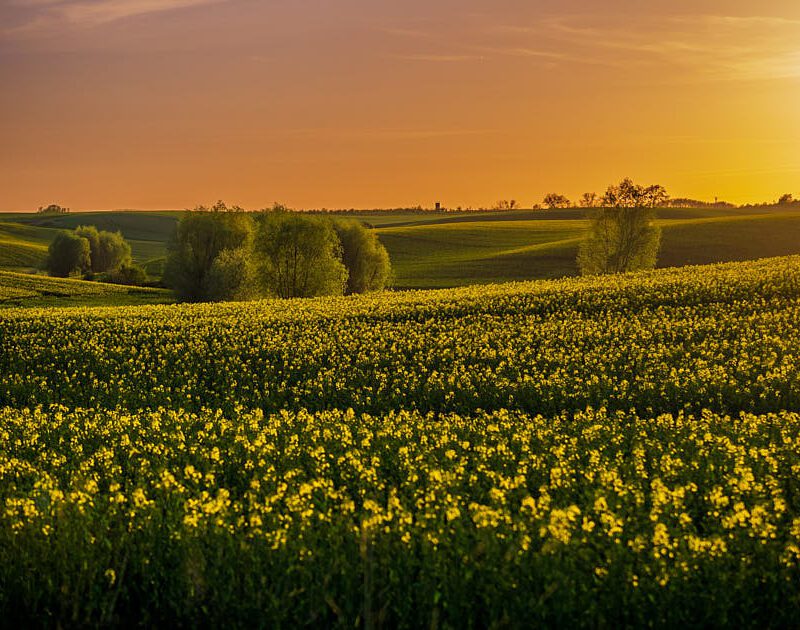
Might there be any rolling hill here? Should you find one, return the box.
[1,207,799,289]
[0,270,173,309]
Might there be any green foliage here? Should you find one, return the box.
[205,247,259,302]
[333,219,391,294]
[45,231,91,277]
[96,230,132,272]
[75,225,132,273]
[578,207,661,275]
[255,211,347,298]
[163,203,254,302]
[1,257,800,624]
[105,263,148,286]
[577,178,667,276]
[74,225,101,266]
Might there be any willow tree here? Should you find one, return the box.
[163,202,254,302]
[255,210,347,299]
[577,179,665,275]
[332,219,391,294]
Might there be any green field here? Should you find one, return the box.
[2,256,800,625]
[2,206,800,292]
[0,270,173,309]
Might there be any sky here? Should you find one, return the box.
[1,0,799,211]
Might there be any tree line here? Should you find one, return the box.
[164,202,391,302]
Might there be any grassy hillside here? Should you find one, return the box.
[0,211,178,272]
[0,270,173,309]
[1,207,799,289]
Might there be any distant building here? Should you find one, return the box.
[435,202,441,211]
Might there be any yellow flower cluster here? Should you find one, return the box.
[1,255,800,624]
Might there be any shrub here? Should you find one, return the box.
[45,231,91,277]
[106,263,148,286]
[333,219,391,294]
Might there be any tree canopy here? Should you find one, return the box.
[255,211,348,299]
[578,179,664,275]
[333,219,391,295]
[46,231,91,277]
[163,203,255,302]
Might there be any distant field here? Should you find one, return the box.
[1,207,799,289]
[0,270,173,309]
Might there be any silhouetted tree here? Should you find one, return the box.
[493,200,519,210]
[578,179,664,275]
[164,202,255,302]
[46,231,91,277]
[543,193,571,209]
[255,210,347,299]
[778,194,795,205]
[332,219,391,294]
[601,178,669,208]
[579,192,598,208]
[38,204,69,214]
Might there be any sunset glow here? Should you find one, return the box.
[1,0,799,210]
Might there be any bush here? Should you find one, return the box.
[255,211,347,298]
[164,203,254,302]
[205,248,259,302]
[75,226,132,273]
[106,263,148,286]
[46,231,91,277]
[333,219,391,294]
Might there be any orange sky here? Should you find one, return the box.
[1,0,799,211]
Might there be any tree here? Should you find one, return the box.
[333,219,391,294]
[493,200,519,210]
[205,248,259,302]
[46,231,91,277]
[579,192,598,208]
[74,226,100,266]
[75,226,132,273]
[163,202,255,302]
[778,194,795,205]
[543,193,571,209]
[38,204,69,214]
[255,211,347,299]
[96,231,132,272]
[578,178,664,275]
[601,178,669,208]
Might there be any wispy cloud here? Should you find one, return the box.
[4,0,223,35]
[385,12,800,82]
[508,14,800,81]
[389,53,485,63]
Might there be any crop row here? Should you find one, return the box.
[2,257,799,416]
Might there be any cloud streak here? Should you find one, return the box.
[385,12,800,82]
[4,0,223,35]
